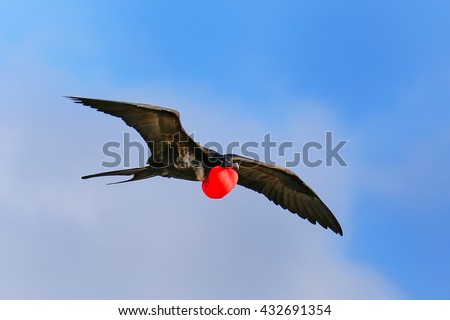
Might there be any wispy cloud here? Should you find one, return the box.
[0,62,403,298]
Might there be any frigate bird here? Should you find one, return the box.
[67,96,343,236]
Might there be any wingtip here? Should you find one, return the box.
[64,96,82,102]
[335,227,344,236]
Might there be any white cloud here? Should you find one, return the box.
[0,43,403,298]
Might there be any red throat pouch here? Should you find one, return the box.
[202,166,238,199]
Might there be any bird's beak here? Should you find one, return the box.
[232,162,240,171]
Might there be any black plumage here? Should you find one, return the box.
[67,96,343,235]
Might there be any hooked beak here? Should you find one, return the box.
[232,162,240,171]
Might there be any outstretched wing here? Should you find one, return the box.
[234,155,343,235]
[67,96,202,163]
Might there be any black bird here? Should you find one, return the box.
[67,96,343,236]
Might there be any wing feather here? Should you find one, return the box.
[235,155,343,235]
[66,96,201,163]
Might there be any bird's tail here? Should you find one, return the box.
[82,166,159,184]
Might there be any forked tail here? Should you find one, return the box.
[82,166,159,184]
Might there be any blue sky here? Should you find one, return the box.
[1,1,449,299]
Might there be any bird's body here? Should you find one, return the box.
[68,96,343,235]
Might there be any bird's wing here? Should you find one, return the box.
[233,155,343,235]
[67,96,202,163]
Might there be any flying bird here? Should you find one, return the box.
[67,96,343,235]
